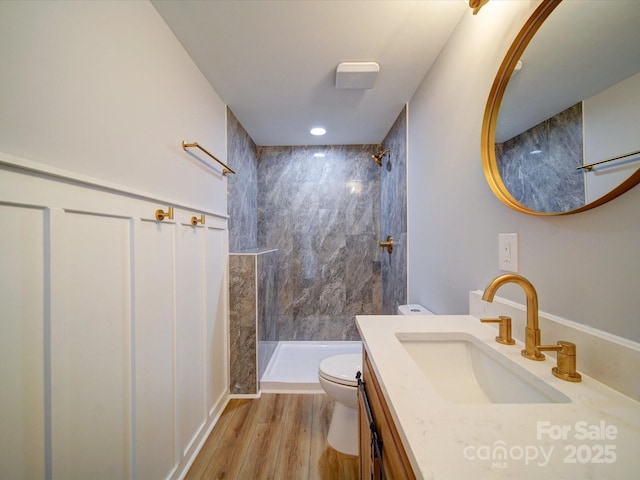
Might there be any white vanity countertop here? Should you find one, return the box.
[356,315,640,479]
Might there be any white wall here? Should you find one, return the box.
[0,1,229,479]
[584,71,640,202]
[0,0,227,212]
[407,0,640,343]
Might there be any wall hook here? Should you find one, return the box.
[155,207,174,221]
[191,214,205,226]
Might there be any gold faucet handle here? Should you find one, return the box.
[536,341,582,382]
[480,316,516,345]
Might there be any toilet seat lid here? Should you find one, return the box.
[318,354,362,387]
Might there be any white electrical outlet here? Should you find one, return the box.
[499,233,518,272]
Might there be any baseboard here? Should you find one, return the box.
[174,393,231,480]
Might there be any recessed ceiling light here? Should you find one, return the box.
[310,127,326,136]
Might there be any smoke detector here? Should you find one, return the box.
[335,62,380,89]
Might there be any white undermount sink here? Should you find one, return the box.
[396,332,571,404]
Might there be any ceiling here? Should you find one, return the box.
[151,0,467,146]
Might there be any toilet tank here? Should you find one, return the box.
[397,304,434,315]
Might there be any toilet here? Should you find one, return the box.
[318,305,431,456]
[318,353,362,456]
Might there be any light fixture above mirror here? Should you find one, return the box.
[481,0,640,215]
[469,0,489,15]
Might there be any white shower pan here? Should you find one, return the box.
[260,341,362,393]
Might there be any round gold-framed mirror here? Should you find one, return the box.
[481,0,640,215]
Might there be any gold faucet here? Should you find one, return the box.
[482,274,545,361]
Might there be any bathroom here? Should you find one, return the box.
[1,1,639,479]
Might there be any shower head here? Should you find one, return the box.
[372,149,390,166]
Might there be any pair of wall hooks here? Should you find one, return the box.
[155,207,205,226]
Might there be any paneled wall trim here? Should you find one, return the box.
[0,153,229,480]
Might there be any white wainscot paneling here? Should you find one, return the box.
[1,160,230,480]
[50,210,133,479]
[176,225,205,456]
[204,227,227,414]
[0,204,46,480]
[133,219,177,479]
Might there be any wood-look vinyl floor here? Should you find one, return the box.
[186,393,359,480]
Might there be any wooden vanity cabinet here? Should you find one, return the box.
[358,350,416,479]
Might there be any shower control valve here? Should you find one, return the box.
[379,236,394,254]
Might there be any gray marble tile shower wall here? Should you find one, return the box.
[380,107,408,314]
[229,254,257,394]
[227,108,258,251]
[257,145,382,341]
[229,249,279,394]
[496,103,584,213]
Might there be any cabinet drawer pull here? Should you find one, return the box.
[357,371,386,478]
